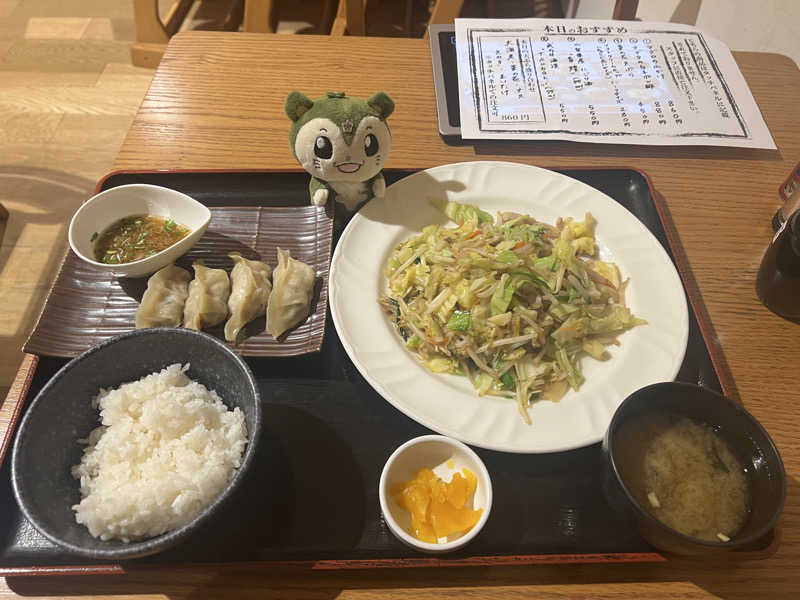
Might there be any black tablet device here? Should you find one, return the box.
[428,24,461,139]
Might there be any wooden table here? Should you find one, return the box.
[3,32,800,599]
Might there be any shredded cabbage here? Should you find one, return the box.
[381,200,646,425]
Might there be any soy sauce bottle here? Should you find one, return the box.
[757,209,800,322]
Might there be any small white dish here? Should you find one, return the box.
[68,184,211,278]
[379,435,492,554]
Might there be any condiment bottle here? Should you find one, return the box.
[772,183,800,231]
[757,209,800,322]
[772,164,800,231]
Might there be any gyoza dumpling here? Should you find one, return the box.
[183,261,231,330]
[135,264,191,328]
[266,248,316,338]
[224,252,272,342]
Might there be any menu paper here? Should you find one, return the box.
[455,18,775,148]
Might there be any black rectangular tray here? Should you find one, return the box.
[0,168,744,575]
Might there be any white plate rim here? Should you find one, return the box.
[330,161,689,453]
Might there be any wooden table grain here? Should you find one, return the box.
[3,32,800,599]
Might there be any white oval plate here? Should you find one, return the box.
[330,161,689,453]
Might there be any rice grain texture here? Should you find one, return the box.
[71,363,247,542]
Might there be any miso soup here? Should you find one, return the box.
[634,416,750,542]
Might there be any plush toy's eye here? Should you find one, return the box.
[314,136,333,159]
[364,133,379,157]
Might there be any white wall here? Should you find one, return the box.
[574,0,799,67]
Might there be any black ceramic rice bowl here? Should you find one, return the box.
[11,328,261,560]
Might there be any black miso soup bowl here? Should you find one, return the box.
[11,328,261,560]
[603,382,786,556]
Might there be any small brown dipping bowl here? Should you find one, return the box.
[602,382,786,555]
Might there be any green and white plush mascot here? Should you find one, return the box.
[286,91,394,211]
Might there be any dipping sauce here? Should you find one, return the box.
[93,215,189,264]
[393,466,483,543]
[634,416,750,542]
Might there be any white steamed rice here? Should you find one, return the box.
[71,363,247,542]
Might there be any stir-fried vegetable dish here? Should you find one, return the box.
[381,199,646,424]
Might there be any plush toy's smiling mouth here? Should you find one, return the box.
[336,162,362,173]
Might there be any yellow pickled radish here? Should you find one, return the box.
[394,466,483,543]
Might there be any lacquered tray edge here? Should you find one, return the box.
[94,167,310,190]
[0,552,666,577]
[0,354,37,469]
[635,168,736,399]
[0,165,737,576]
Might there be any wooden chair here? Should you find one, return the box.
[243,0,278,32]
[329,0,464,37]
[425,0,464,38]
[326,0,635,39]
[131,0,192,67]
[136,0,639,66]
[612,0,638,20]
[330,0,351,36]
[0,203,8,245]
[487,0,638,20]
[133,0,340,56]
[243,0,340,34]
[132,0,244,67]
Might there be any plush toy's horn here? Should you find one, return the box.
[367,92,395,120]
[286,91,313,122]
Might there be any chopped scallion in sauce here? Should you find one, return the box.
[93,214,189,264]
